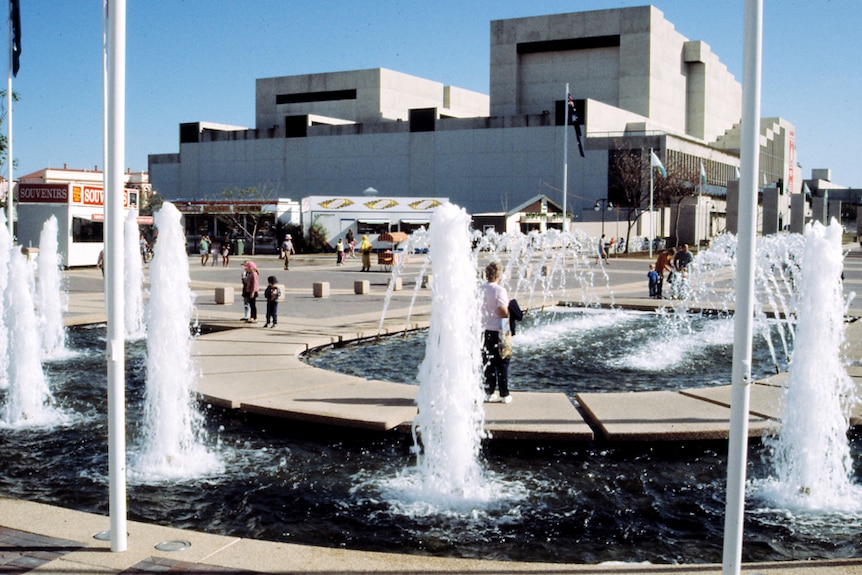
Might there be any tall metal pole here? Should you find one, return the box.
[6,5,13,239]
[722,1,762,573]
[562,83,569,232]
[649,148,654,260]
[105,0,127,553]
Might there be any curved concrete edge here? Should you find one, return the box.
[64,301,862,442]
[188,317,862,442]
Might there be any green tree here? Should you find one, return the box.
[306,216,329,252]
[214,185,276,255]
[654,155,699,247]
[607,143,650,253]
[0,90,20,210]
[0,90,19,168]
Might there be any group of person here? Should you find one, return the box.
[648,243,693,299]
[596,234,625,265]
[334,232,373,271]
[334,229,359,266]
[199,234,232,267]
[240,260,281,328]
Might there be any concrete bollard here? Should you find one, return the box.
[21,247,39,261]
[388,277,402,291]
[214,286,235,304]
[354,280,370,294]
[421,275,433,289]
[313,281,330,298]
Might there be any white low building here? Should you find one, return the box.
[16,167,150,267]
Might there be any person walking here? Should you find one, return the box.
[335,238,345,266]
[220,241,231,267]
[480,261,512,404]
[596,234,609,265]
[345,229,356,258]
[281,234,294,271]
[210,239,219,267]
[199,234,211,266]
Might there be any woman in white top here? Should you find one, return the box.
[479,261,511,403]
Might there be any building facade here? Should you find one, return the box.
[149,6,799,244]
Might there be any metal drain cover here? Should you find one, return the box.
[155,539,191,552]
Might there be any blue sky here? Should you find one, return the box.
[9,1,862,187]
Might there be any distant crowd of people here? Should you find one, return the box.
[198,234,233,268]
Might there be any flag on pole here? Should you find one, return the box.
[700,160,707,185]
[566,93,585,157]
[650,150,666,177]
[10,0,21,76]
[734,166,740,179]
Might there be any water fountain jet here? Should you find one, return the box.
[124,209,146,339]
[758,220,861,512]
[35,215,66,358]
[409,203,487,499]
[1,249,64,427]
[0,212,10,389]
[130,201,221,480]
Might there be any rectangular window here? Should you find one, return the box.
[276,89,357,105]
[357,221,390,235]
[517,35,620,54]
[72,217,104,243]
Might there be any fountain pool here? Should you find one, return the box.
[1,324,860,565]
[307,307,792,400]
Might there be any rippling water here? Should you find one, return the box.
[1,321,860,565]
[306,307,790,398]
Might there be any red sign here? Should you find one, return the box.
[79,185,135,207]
[17,183,69,203]
[82,186,105,206]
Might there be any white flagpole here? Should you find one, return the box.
[562,83,569,232]
[105,0,127,553]
[6,3,13,239]
[722,0,762,573]
[649,148,654,260]
[699,161,705,249]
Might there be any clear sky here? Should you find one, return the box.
[9,1,862,187]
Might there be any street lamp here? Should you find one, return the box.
[594,199,613,236]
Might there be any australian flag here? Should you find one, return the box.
[567,93,584,157]
[10,0,21,76]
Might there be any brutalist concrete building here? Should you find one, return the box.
[149,5,799,242]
